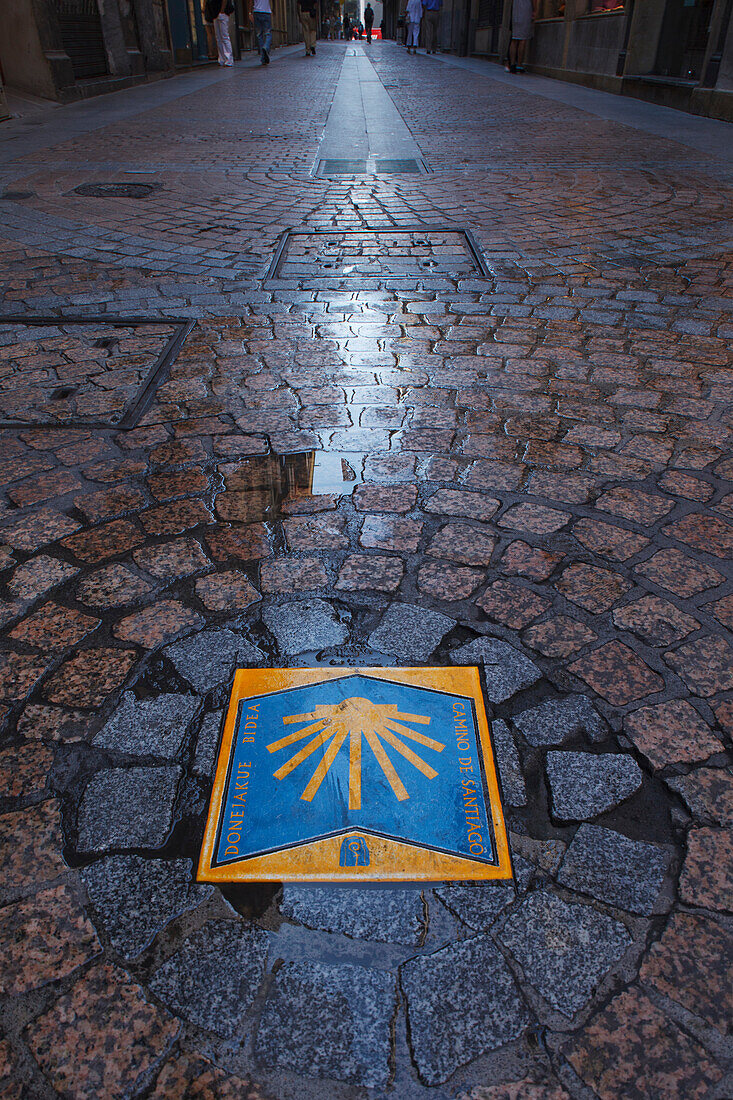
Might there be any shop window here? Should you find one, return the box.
[536,0,564,18]
[588,0,624,11]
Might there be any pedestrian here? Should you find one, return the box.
[506,0,535,72]
[422,0,440,53]
[364,2,374,43]
[299,0,318,55]
[323,14,330,39]
[253,0,272,64]
[405,0,422,53]
[343,12,350,39]
[204,0,234,66]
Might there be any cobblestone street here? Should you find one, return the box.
[0,40,732,1099]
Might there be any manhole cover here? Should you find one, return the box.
[72,182,162,198]
[0,316,193,429]
[198,667,511,883]
[267,227,490,281]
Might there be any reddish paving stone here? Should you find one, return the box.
[556,563,632,614]
[497,503,570,535]
[120,425,169,449]
[353,484,418,513]
[43,648,137,708]
[523,615,598,658]
[87,457,148,484]
[147,468,209,501]
[25,963,180,1100]
[73,486,147,523]
[568,642,664,706]
[705,591,733,631]
[663,513,733,559]
[665,634,733,695]
[462,460,524,492]
[0,743,53,798]
[526,471,594,504]
[9,603,100,652]
[150,1052,269,1099]
[424,489,499,522]
[206,524,272,563]
[713,699,733,736]
[666,767,733,826]
[133,538,211,580]
[564,987,722,1100]
[195,571,260,612]
[260,557,329,593]
[17,704,89,742]
[282,494,339,516]
[336,554,404,592]
[612,596,699,647]
[596,487,674,525]
[62,519,145,563]
[213,434,267,458]
[8,469,83,508]
[7,556,79,601]
[150,437,207,466]
[114,601,203,648]
[572,518,650,561]
[634,548,724,597]
[640,911,733,1030]
[417,562,484,601]
[476,581,551,629]
[658,472,714,502]
[427,522,496,566]
[0,652,53,701]
[360,515,423,553]
[0,1039,18,1100]
[564,425,621,447]
[214,491,272,524]
[284,513,349,551]
[1,509,81,551]
[623,700,722,771]
[0,883,101,996]
[500,541,563,580]
[76,564,153,608]
[679,827,733,911]
[141,500,214,535]
[0,801,67,890]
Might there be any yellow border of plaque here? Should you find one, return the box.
[197,667,512,883]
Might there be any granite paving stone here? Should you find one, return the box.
[81,855,212,960]
[426,522,496,566]
[611,594,699,646]
[335,553,405,592]
[149,920,268,1037]
[192,710,224,778]
[0,742,53,798]
[113,599,204,648]
[451,637,541,702]
[663,512,733,558]
[568,641,664,706]
[150,1052,265,1099]
[564,987,723,1100]
[639,910,732,1030]
[368,602,453,661]
[417,561,484,600]
[546,751,643,821]
[678,827,733,911]
[522,616,598,658]
[359,514,423,552]
[92,692,201,758]
[195,570,261,612]
[401,936,530,1085]
[42,647,136,708]
[255,961,395,1088]
[24,963,180,1100]
[498,890,632,1018]
[164,628,264,693]
[555,563,632,614]
[260,556,329,592]
[558,824,669,914]
[76,564,153,608]
[133,537,211,579]
[0,882,102,995]
[665,767,733,825]
[623,699,722,770]
[571,518,650,561]
[664,634,733,695]
[490,718,527,806]
[0,651,54,701]
[77,766,182,852]
[262,598,349,654]
[435,852,532,929]
[633,547,724,597]
[6,555,79,600]
[476,580,551,629]
[280,885,425,944]
[513,695,606,746]
[0,801,67,890]
[458,1080,571,1100]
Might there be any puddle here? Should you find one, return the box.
[221,450,365,519]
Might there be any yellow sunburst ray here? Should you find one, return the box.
[382,718,445,752]
[349,726,362,810]
[377,725,439,779]
[301,726,349,802]
[273,724,338,781]
[363,727,409,801]
[266,717,330,754]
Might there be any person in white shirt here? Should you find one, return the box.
[205,0,234,66]
[253,0,273,64]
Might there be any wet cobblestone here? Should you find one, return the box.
[0,37,731,1099]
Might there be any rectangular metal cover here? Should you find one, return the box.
[198,667,512,883]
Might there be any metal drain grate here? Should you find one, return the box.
[316,157,427,178]
[267,227,490,281]
[0,316,193,429]
[375,159,423,174]
[72,182,163,198]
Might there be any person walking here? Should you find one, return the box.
[299,0,318,55]
[405,0,422,53]
[205,0,234,66]
[343,12,351,39]
[422,0,440,53]
[506,0,535,72]
[364,2,374,43]
[253,0,272,64]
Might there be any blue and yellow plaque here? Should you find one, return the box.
[197,667,512,883]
